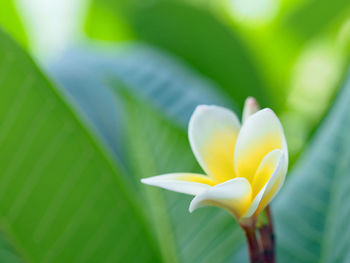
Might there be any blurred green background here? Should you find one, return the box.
[0,0,349,262]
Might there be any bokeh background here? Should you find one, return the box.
[0,0,349,262]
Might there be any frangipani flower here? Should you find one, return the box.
[141,97,288,225]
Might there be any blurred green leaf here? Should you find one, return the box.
[85,0,134,41]
[282,0,350,43]
[274,68,350,262]
[0,232,23,263]
[85,1,274,108]
[0,0,28,47]
[51,44,247,263]
[50,45,237,131]
[132,2,271,107]
[50,44,235,177]
[0,29,161,262]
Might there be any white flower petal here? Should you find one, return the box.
[188,105,240,183]
[242,149,284,218]
[189,177,252,218]
[256,152,288,215]
[141,173,213,196]
[251,149,283,197]
[234,108,288,182]
[242,184,267,219]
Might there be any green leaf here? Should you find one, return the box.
[85,1,273,108]
[0,29,161,262]
[0,232,23,263]
[50,44,236,132]
[0,0,28,47]
[50,44,236,183]
[274,68,350,262]
[132,2,271,106]
[50,44,247,263]
[85,0,134,41]
[281,0,350,43]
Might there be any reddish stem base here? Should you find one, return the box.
[241,206,276,263]
[242,225,263,263]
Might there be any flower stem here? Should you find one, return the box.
[242,224,262,263]
[258,206,275,263]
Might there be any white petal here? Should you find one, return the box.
[256,152,288,215]
[234,108,288,182]
[251,149,283,197]
[189,177,252,218]
[242,97,260,123]
[242,184,266,219]
[141,173,213,196]
[188,105,240,183]
[242,150,284,218]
